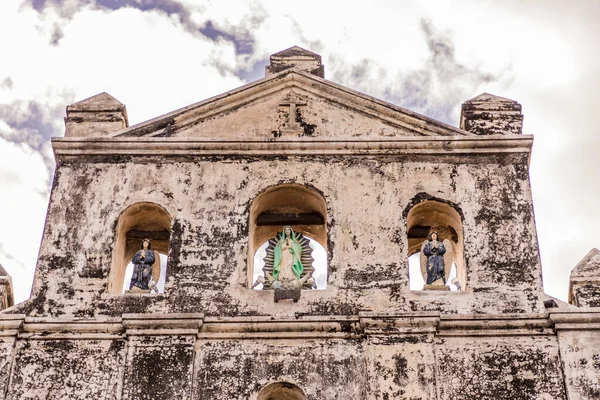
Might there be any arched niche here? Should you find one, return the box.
[406,199,466,290]
[257,382,306,400]
[248,184,327,288]
[109,202,172,294]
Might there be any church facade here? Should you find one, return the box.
[1,46,599,399]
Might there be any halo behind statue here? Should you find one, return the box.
[262,228,315,289]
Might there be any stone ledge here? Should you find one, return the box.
[548,311,600,329]
[20,333,123,340]
[5,311,600,339]
[52,135,533,157]
[437,328,555,337]
[197,331,357,340]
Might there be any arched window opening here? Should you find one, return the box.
[109,202,171,294]
[406,200,466,291]
[257,382,306,400]
[249,184,327,290]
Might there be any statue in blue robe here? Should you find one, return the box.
[129,238,155,291]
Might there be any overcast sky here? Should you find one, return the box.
[1,0,598,304]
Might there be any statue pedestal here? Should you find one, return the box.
[125,287,151,294]
[423,284,451,291]
[274,288,301,303]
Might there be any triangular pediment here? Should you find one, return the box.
[68,92,125,112]
[271,45,321,59]
[113,69,471,139]
[571,248,600,279]
[465,92,516,103]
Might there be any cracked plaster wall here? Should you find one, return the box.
[6,339,124,399]
[11,153,543,318]
[436,336,566,399]
[4,145,592,399]
[3,332,594,399]
[558,331,600,399]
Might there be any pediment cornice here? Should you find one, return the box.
[109,68,472,139]
[52,134,533,160]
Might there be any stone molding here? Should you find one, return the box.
[52,135,533,158]
[549,311,600,330]
[4,310,600,340]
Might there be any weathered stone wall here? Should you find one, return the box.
[3,318,599,399]
[558,330,600,399]
[11,152,542,318]
[436,336,565,399]
[365,334,437,398]
[195,338,367,399]
[123,335,195,399]
[7,339,124,399]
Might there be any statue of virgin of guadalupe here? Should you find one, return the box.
[259,225,316,290]
[273,225,304,281]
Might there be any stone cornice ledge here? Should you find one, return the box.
[7,310,600,340]
[51,135,533,157]
[199,315,361,339]
[0,314,25,337]
[549,311,600,330]
[437,313,554,337]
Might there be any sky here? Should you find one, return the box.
[0,0,599,304]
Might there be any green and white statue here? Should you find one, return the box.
[260,225,315,290]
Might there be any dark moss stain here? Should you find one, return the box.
[103,294,156,316]
[327,216,336,276]
[73,306,96,318]
[125,344,194,400]
[308,299,362,316]
[574,284,600,307]
[392,355,409,385]
[43,254,75,272]
[195,341,366,399]
[10,281,49,316]
[343,263,400,288]
[438,341,565,399]
[383,335,429,345]
[295,108,317,136]
[402,192,465,221]
[10,339,124,398]
[388,283,406,303]
[43,340,75,352]
[167,218,183,268]
[469,161,540,288]
[78,254,106,279]
[449,165,458,192]
[57,281,75,299]
[50,161,63,192]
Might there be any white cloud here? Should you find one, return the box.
[1,0,599,304]
[0,135,50,302]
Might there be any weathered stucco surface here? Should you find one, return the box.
[2,48,600,399]
[558,330,600,399]
[13,154,542,317]
[569,248,600,307]
[8,339,124,399]
[123,335,195,399]
[195,339,367,399]
[436,336,565,399]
